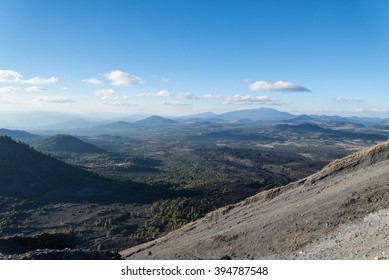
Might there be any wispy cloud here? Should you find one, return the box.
[82,78,104,85]
[100,93,137,107]
[175,92,193,99]
[160,101,192,106]
[0,86,21,93]
[175,92,216,99]
[197,94,216,99]
[94,88,137,107]
[249,80,311,92]
[105,70,143,86]
[334,97,363,103]
[154,90,171,97]
[136,92,147,97]
[136,90,217,100]
[105,101,137,107]
[38,97,76,104]
[223,94,283,105]
[152,75,169,83]
[23,76,58,85]
[95,89,115,96]
[25,86,47,92]
[0,69,58,85]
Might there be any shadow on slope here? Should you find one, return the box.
[0,136,175,204]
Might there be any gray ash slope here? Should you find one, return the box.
[121,140,389,260]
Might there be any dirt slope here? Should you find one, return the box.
[121,140,389,260]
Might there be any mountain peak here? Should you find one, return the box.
[136,116,178,125]
[34,134,105,154]
[218,107,295,121]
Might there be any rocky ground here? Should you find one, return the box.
[0,232,121,260]
[120,141,389,260]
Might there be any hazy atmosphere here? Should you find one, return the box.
[2,0,389,263]
[1,0,388,117]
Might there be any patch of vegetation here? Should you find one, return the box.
[131,197,213,240]
[161,153,228,188]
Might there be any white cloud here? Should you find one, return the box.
[249,80,310,92]
[154,90,171,97]
[136,92,148,97]
[25,86,47,92]
[105,70,143,86]
[105,101,137,107]
[175,92,216,99]
[137,90,217,100]
[0,70,23,83]
[223,94,283,105]
[82,78,104,85]
[160,101,192,106]
[334,97,363,103]
[99,92,137,107]
[23,76,58,85]
[175,92,193,99]
[38,97,76,104]
[0,86,21,93]
[195,94,215,99]
[0,69,58,85]
[95,89,115,96]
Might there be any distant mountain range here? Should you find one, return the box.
[275,123,387,141]
[2,108,389,133]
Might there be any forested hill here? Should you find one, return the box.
[34,134,105,153]
[0,136,169,203]
[0,129,40,142]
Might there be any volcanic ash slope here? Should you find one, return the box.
[121,140,389,260]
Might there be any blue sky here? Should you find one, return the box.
[0,0,388,117]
